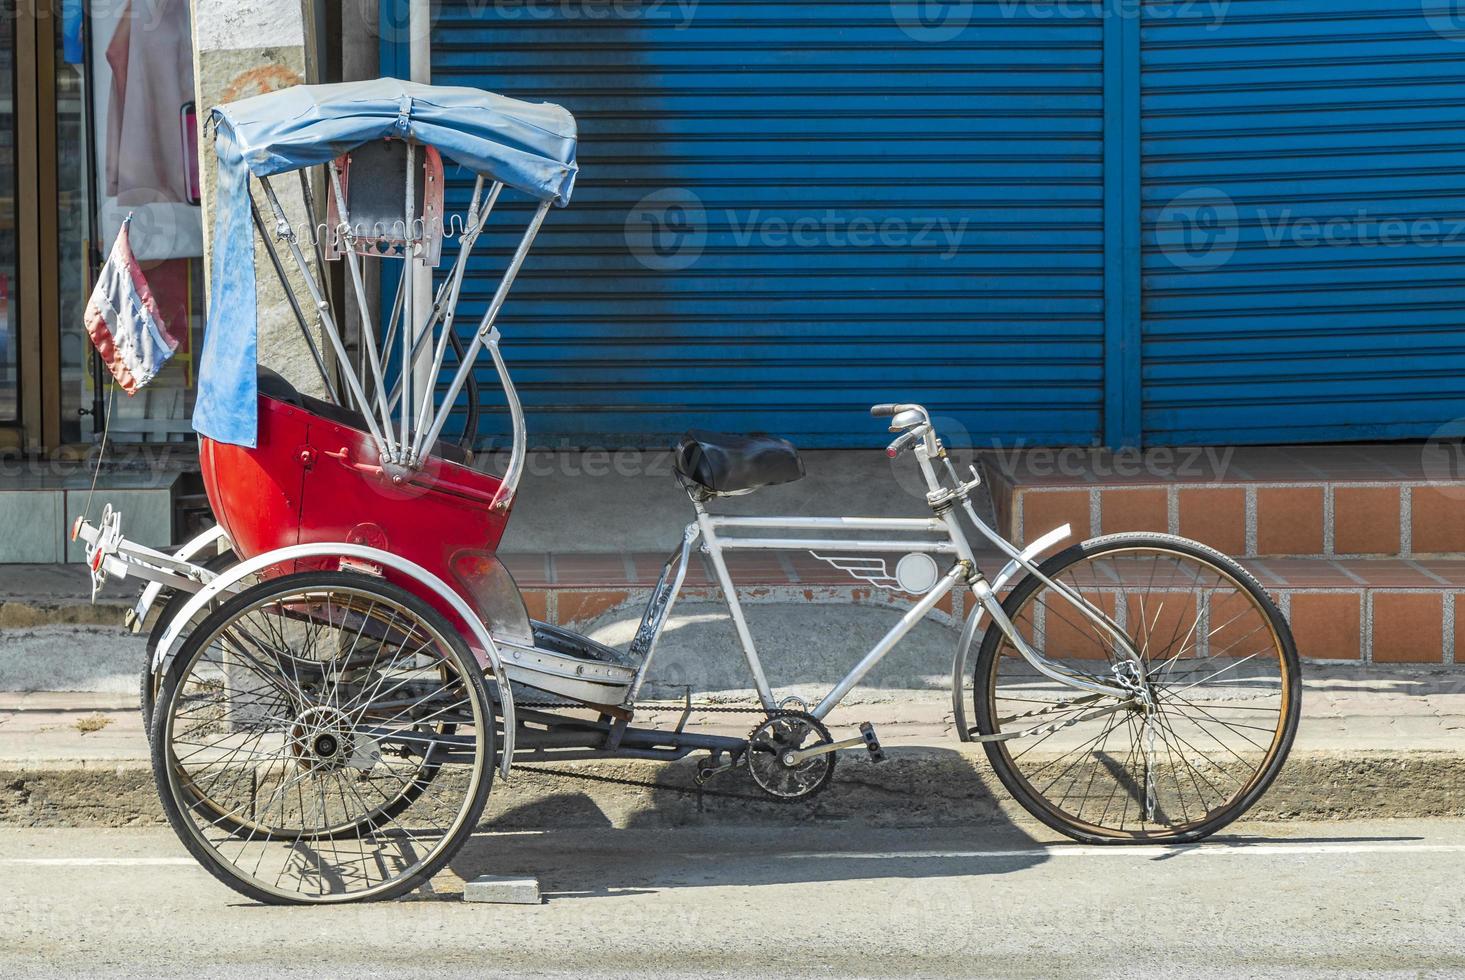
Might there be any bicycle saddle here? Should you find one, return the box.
[674,429,805,495]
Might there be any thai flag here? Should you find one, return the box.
[84,218,177,393]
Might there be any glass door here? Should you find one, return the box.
[0,5,18,427]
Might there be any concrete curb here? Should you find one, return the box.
[4,748,1462,829]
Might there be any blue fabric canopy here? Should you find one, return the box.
[193,78,578,447]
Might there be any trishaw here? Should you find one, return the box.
[74,79,1301,905]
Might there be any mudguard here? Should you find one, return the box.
[150,542,518,777]
[951,524,1072,742]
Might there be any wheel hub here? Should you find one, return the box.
[291,706,355,772]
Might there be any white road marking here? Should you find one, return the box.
[0,858,196,866]
[2,842,1462,868]
[781,843,1465,860]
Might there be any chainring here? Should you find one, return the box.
[744,710,837,802]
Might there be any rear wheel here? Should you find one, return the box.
[151,571,494,904]
[974,533,1299,843]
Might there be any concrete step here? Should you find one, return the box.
[982,443,1465,559]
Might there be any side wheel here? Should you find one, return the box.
[151,571,495,904]
[140,549,238,741]
[973,533,1300,844]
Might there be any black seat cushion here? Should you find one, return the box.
[674,429,804,494]
[257,367,472,467]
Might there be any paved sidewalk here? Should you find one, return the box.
[2,664,1464,765]
[2,665,1462,829]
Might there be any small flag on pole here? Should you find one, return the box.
[84,217,177,393]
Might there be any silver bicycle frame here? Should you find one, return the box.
[624,417,1136,720]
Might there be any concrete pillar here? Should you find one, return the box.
[191,0,332,398]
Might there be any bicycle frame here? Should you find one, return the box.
[624,422,1139,724]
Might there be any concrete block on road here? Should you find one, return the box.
[463,875,541,905]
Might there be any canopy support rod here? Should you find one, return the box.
[399,141,416,463]
[324,162,398,446]
[248,195,340,404]
[380,260,407,371]
[257,175,390,456]
[486,336,526,509]
[412,176,498,448]
[385,181,501,416]
[297,170,331,301]
[413,199,550,464]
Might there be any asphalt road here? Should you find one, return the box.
[2,819,1463,979]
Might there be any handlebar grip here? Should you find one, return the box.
[870,403,899,418]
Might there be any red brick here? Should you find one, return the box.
[1126,592,1199,664]
[1041,591,1119,661]
[1177,487,1246,555]
[1287,592,1361,660]
[521,589,549,623]
[1020,490,1091,546]
[1410,486,1465,554]
[1255,486,1324,557]
[1209,591,1280,660]
[554,589,631,627]
[1332,486,1401,556]
[1099,488,1168,534]
[1370,592,1444,663]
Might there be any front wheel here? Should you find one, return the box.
[973,533,1300,844]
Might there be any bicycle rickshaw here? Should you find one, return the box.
[74,78,1301,905]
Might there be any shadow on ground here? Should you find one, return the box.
[452,745,1050,897]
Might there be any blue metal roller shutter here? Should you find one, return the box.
[1140,0,1465,444]
[430,0,1105,448]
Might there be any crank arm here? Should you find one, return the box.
[782,733,868,765]
[965,698,1137,743]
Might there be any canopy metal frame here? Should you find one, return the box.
[252,140,548,510]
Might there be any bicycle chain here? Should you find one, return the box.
[514,701,779,714]
[510,701,816,804]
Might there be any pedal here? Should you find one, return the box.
[859,722,885,763]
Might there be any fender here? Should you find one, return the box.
[950,524,1072,742]
[151,542,517,777]
[129,524,232,633]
